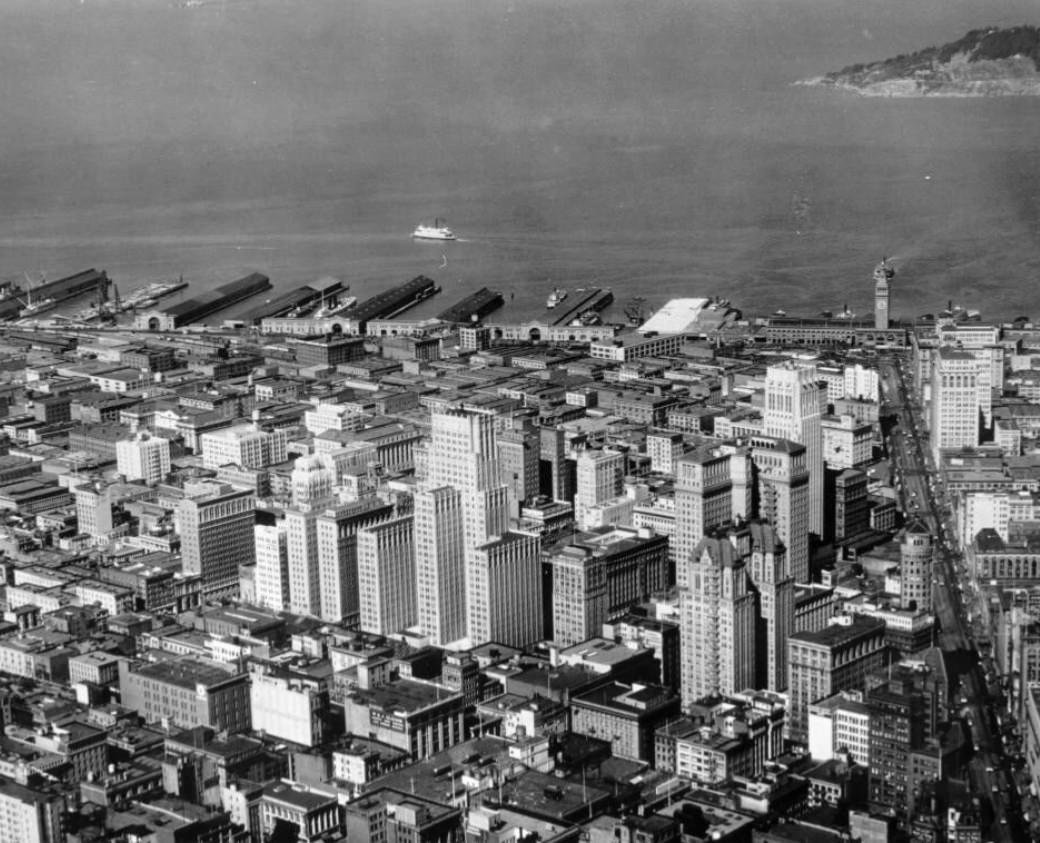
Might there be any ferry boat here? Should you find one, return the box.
[412,219,456,241]
[546,287,568,309]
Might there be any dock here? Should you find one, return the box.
[549,287,614,327]
[160,272,271,327]
[0,268,111,322]
[437,287,504,324]
[342,276,440,330]
[239,276,345,324]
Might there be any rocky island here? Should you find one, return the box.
[801,25,1040,96]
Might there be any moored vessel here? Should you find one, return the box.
[546,287,568,309]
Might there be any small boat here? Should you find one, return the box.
[412,219,456,241]
[546,287,568,309]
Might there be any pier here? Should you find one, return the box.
[0,268,111,322]
[153,272,271,328]
[343,276,440,330]
[437,287,504,324]
[549,287,614,327]
[239,276,344,324]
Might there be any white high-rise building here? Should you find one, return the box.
[285,508,321,617]
[414,409,538,647]
[764,363,825,537]
[116,432,171,483]
[357,515,416,635]
[414,486,467,645]
[929,347,981,463]
[254,520,290,611]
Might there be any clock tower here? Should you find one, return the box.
[874,258,894,330]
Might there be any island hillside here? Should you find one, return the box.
[801,25,1040,96]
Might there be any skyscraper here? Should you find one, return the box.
[415,409,519,646]
[357,515,416,635]
[178,482,256,598]
[674,444,751,576]
[678,533,757,707]
[745,522,794,692]
[929,347,981,464]
[764,362,825,538]
[750,435,810,583]
[496,418,540,517]
[313,498,395,624]
[467,531,542,647]
[414,486,467,645]
[254,518,290,611]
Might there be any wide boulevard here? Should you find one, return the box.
[880,355,1022,842]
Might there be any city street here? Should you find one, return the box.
[880,357,1021,842]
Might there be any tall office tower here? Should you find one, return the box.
[678,534,757,707]
[116,432,171,483]
[937,323,1003,428]
[834,468,871,541]
[425,410,509,548]
[746,522,794,692]
[546,527,670,646]
[285,508,321,617]
[414,486,467,645]
[750,436,810,584]
[413,409,511,644]
[540,425,573,502]
[357,515,416,635]
[290,453,336,511]
[764,362,825,538]
[177,482,256,598]
[674,445,751,579]
[866,662,941,814]
[313,498,395,624]
[900,520,934,612]
[497,420,540,517]
[873,258,894,330]
[575,449,625,529]
[786,615,887,743]
[254,519,290,611]
[467,532,542,647]
[930,347,981,464]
